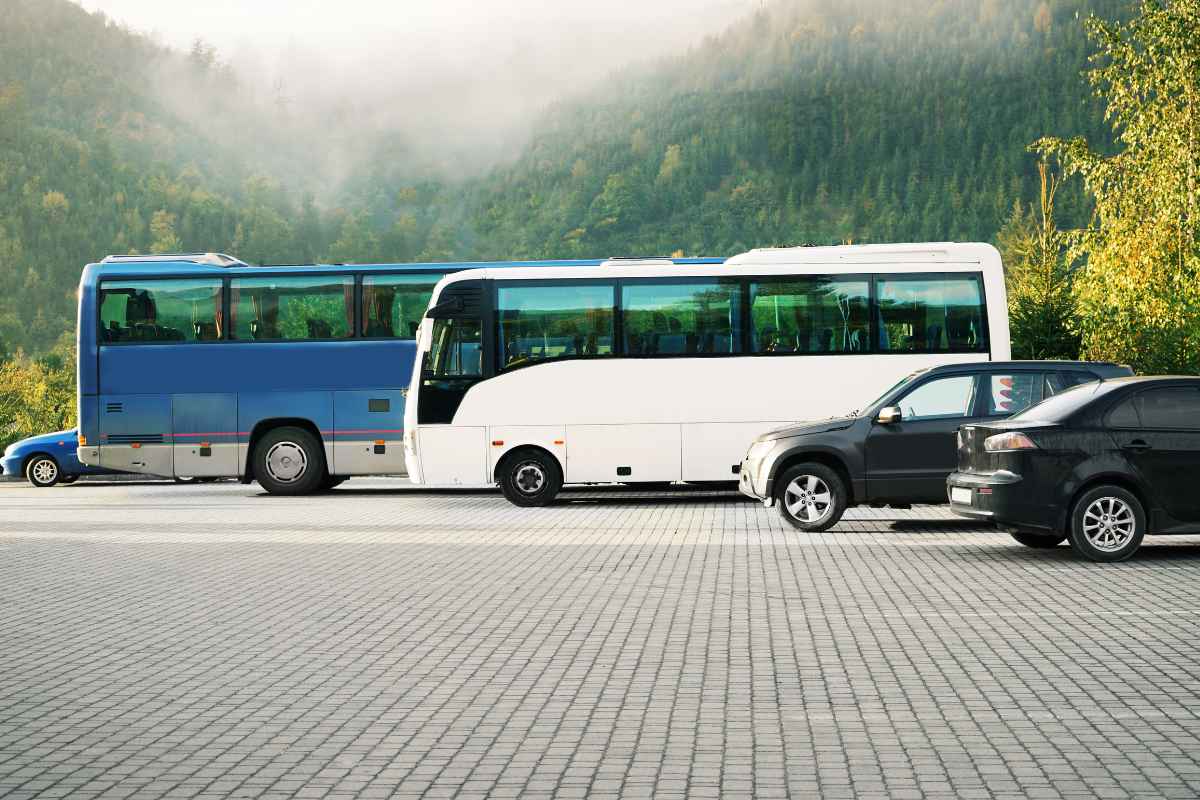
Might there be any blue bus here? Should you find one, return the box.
[76,253,723,494]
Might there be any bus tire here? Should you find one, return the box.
[26,454,61,487]
[498,448,562,507]
[322,475,348,491]
[253,426,326,496]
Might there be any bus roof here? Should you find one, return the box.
[85,255,726,280]
[429,243,1001,289]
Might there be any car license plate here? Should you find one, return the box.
[951,487,973,505]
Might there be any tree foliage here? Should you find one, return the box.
[998,159,1081,359]
[1034,0,1200,372]
[0,338,76,453]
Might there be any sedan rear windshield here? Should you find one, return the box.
[1008,380,1116,423]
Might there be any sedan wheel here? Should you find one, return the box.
[1069,485,1145,562]
[26,455,61,487]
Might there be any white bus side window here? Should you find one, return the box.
[497,284,615,370]
[876,276,986,353]
[749,277,869,354]
[621,281,741,356]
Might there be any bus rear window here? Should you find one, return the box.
[99,279,223,343]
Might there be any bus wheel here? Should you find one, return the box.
[26,454,61,487]
[499,449,562,507]
[254,426,326,496]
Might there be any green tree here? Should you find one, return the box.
[1034,0,1200,373]
[998,159,1080,360]
[149,209,182,252]
[0,338,76,452]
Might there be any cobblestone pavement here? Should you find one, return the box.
[2,479,1200,800]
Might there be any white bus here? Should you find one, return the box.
[403,243,1011,505]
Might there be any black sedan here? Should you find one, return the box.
[948,376,1200,562]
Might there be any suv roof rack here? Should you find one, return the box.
[101,252,248,267]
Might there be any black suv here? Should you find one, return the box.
[949,376,1200,562]
[738,361,1133,531]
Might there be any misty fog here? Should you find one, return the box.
[78,0,751,179]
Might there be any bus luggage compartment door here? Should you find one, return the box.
[565,424,682,484]
[172,394,238,477]
[99,393,173,476]
[417,426,487,485]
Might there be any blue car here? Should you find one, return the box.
[1,428,120,487]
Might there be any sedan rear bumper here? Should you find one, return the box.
[947,470,1057,532]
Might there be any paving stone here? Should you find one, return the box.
[0,480,1198,798]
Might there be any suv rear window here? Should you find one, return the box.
[985,373,1039,416]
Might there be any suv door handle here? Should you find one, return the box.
[1121,440,1152,451]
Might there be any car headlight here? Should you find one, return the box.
[746,439,775,464]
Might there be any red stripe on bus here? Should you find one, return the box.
[122,428,405,439]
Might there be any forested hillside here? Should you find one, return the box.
[454,0,1121,258]
[0,0,1124,359]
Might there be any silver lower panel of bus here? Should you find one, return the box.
[84,440,406,480]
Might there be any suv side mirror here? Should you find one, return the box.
[876,406,902,425]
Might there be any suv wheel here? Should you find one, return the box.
[1009,529,1066,548]
[1068,485,1145,562]
[499,449,562,507]
[775,463,847,532]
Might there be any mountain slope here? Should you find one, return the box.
[444,0,1122,259]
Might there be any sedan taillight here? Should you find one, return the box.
[983,432,1038,452]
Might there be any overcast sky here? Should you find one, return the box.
[75,0,752,173]
[76,0,749,71]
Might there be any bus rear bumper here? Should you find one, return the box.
[78,446,101,467]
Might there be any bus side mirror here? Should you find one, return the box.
[876,406,902,425]
[425,297,463,319]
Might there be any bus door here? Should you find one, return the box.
[415,282,489,484]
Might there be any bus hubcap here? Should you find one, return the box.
[31,459,57,485]
[784,475,833,524]
[514,463,545,494]
[266,442,308,483]
[1083,497,1135,551]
